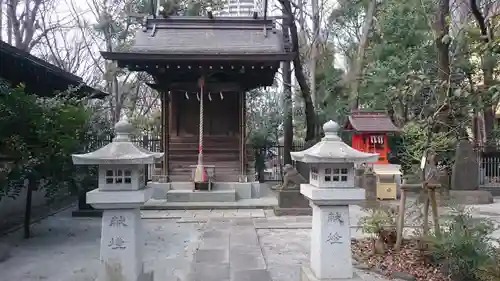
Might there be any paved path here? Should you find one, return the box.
[0,200,499,281]
[186,218,270,281]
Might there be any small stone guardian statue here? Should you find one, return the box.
[273,164,307,190]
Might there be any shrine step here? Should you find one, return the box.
[169,173,243,182]
[169,154,240,162]
[166,189,236,202]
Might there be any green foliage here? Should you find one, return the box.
[427,205,498,281]
[398,121,455,174]
[0,83,95,200]
[359,207,397,236]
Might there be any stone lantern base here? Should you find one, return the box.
[301,267,363,281]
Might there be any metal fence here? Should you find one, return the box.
[476,146,500,189]
[86,134,162,181]
[254,143,305,183]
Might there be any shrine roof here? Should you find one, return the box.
[101,16,292,62]
[0,41,107,99]
[343,110,399,133]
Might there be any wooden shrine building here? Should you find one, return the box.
[0,41,107,99]
[343,110,399,164]
[101,16,292,182]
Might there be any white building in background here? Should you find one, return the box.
[217,0,267,17]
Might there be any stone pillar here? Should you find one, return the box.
[360,168,378,208]
[100,209,147,281]
[310,204,353,279]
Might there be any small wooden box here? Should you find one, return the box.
[376,181,397,200]
[372,164,401,200]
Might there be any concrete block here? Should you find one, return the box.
[253,182,267,197]
[148,182,170,199]
[232,183,252,199]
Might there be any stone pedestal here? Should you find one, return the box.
[274,189,311,216]
[87,189,153,281]
[99,209,149,281]
[359,170,378,209]
[310,204,353,279]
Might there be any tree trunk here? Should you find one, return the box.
[280,0,316,142]
[482,7,496,144]
[0,0,3,42]
[348,0,377,110]
[282,21,293,165]
[310,0,319,108]
[23,178,35,239]
[433,0,451,133]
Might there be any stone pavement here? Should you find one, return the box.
[183,217,392,281]
[0,200,499,281]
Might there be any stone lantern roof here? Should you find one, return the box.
[290,120,379,163]
[72,116,164,165]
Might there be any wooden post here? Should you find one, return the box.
[242,93,247,181]
[239,93,244,181]
[395,184,407,250]
[164,91,170,181]
[160,90,164,176]
[422,186,430,235]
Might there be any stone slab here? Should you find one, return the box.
[231,269,272,281]
[166,190,236,202]
[71,209,103,218]
[448,190,493,205]
[301,266,364,281]
[143,196,277,210]
[185,263,230,281]
[274,207,312,216]
[193,249,229,264]
[451,140,478,190]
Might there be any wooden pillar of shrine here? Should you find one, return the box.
[241,93,247,181]
[161,91,170,179]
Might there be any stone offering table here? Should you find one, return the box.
[72,116,163,281]
[291,120,379,281]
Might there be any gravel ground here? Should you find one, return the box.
[0,209,203,281]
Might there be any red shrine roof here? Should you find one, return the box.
[343,110,399,133]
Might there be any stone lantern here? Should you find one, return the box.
[72,116,163,281]
[291,120,378,281]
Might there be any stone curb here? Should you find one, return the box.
[352,254,417,281]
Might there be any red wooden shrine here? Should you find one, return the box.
[343,110,399,164]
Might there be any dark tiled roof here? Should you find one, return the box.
[130,16,286,55]
[344,110,399,132]
[0,41,107,99]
